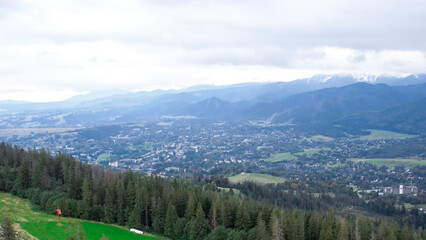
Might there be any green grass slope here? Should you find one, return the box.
[229,173,285,184]
[0,192,161,240]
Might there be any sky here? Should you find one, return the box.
[0,0,425,102]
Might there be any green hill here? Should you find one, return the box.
[0,192,161,240]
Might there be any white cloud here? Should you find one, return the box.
[0,0,425,101]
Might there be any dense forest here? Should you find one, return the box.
[0,142,423,240]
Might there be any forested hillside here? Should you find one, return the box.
[0,143,423,240]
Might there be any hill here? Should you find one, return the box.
[0,192,161,240]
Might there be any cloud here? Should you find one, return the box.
[0,0,426,101]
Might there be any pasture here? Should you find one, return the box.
[0,192,161,240]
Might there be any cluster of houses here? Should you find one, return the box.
[360,184,418,196]
[383,185,418,195]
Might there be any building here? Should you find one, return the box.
[383,185,418,195]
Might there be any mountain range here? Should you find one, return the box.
[0,74,425,135]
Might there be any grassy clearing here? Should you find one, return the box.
[327,161,347,168]
[263,148,331,163]
[218,187,243,197]
[306,135,334,142]
[294,148,331,157]
[349,158,426,168]
[0,192,161,240]
[262,152,297,162]
[359,129,417,140]
[96,153,111,163]
[229,173,285,184]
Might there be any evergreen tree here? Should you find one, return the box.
[17,159,31,190]
[319,218,333,240]
[235,202,251,231]
[358,218,372,240]
[208,225,229,240]
[190,203,207,239]
[164,202,178,237]
[306,212,320,240]
[185,193,196,220]
[129,184,144,228]
[269,211,283,240]
[80,179,92,220]
[337,221,348,240]
[254,212,268,240]
[210,200,217,231]
[103,186,115,223]
[116,185,126,225]
[174,217,188,240]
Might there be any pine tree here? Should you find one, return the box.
[129,184,143,228]
[337,221,349,240]
[103,186,116,223]
[235,202,251,231]
[164,202,178,237]
[210,200,217,231]
[116,185,126,225]
[190,203,207,239]
[17,159,31,190]
[319,218,333,240]
[306,212,320,240]
[254,212,268,240]
[81,179,92,220]
[269,211,283,240]
[185,193,196,220]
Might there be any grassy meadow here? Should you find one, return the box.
[229,173,285,184]
[0,192,161,240]
[359,129,417,140]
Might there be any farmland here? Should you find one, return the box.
[0,192,161,240]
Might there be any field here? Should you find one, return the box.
[263,148,330,162]
[359,129,417,140]
[0,192,162,240]
[349,158,426,168]
[229,173,285,184]
[294,148,331,157]
[262,152,297,162]
[96,153,111,163]
[306,135,334,142]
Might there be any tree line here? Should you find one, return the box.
[0,142,423,240]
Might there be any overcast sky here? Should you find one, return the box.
[1,0,425,102]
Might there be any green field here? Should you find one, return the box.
[0,192,161,240]
[294,148,331,157]
[306,135,334,142]
[359,129,417,140]
[229,173,285,184]
[96,153,111,163]
[349,158,426,168]
[327,161,347,168]
[263,148,330,162]
[262,152,297,162]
